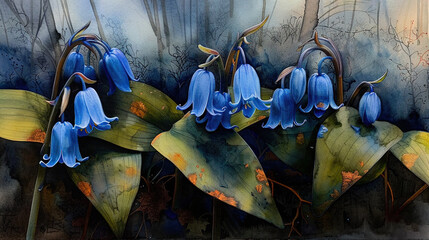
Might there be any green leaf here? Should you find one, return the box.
[0,90,50,143]
[91,81,183,151]
[257,112,320,175]
[312,107,402,215]
[151,113,284,228]
[390,131,429,184]
[69,150,141,239]
[230,87,273,131]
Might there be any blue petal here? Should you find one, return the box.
[104,52,132,93]
[111,48,136,80]
[314,109,326,118]
[190,70,213,117]
[205,115,222,132]
[327,74,343,110]
[48,121,63,164]
[61,122,79,168]
[290,68,306,104]
[242,102,256,118]
[317,125,328,138]
[177,70,198,111]
[314,74,330,111]
[280,89,295,129]
[262,89,282,129]
[351,125,361,133]
[84,88,118,125]
[361,92,381,125]
[71,127,88,162]
[84,65,97,80]
[299,74,317,113]
[236,65,261,100]
[196,115,208,123]
[250,97,270,111]
[74,90,91,129]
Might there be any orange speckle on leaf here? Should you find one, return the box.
[341,171,362,192]
[27,129,46,143]
[256,184,263,193]
[401,153,419,169]
[161,106,165,110]
[296,133,305,145]
[364,169,368,174]
[359,161,364,167]
[130,101,147,118]
[266,182,269,187]
[125,167,137,176]
[196,165,199,168]
[201,168,205,172]
[245,164,249,168]
[256,169,267,182]
[77,181,92,197]
[330,189,340,199]
[208,190,238,207]
[169,153,187,170]
[199,173,203,178]
[257,115,266,120]
[188,173,197,185]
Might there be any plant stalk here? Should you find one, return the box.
[26,166,46,240]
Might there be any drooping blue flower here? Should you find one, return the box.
[359,88,381,125]
[99,48,136,96]
[196,91,237,132]
[40,121,88,168]
[74,87,118,136]
[299,57,343,118]
[262,88,305,129]
[63,51,84,80]
[84,65,97,80]
[229,64,271,118]
[177,69,219,117]
[289,67,307,104]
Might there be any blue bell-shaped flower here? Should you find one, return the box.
[299,57,343,118]
[289,67,306,104]
[262,88,305,129]
[40,121,88,168]
[359,87,381,125]
[196,91,237,132]
[63,51,84,80]
[177,69,219,117]
[99,48,136,96]
[229,64,271,118]
[74,87,118,136]
[84,65,97,80]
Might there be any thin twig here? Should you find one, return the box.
[267,178,311,204]
[381,173,394,206]
[398,184,428,213]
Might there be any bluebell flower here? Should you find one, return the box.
[99,48,136,96]
[299,57,343,118]
[74,87,118,136]
[289,67,306,103]
[262,88,305,129]
[177,69,219,117]
[229,64,271,118]
[196,91,237,132]
[84,65,97,80]
[359,88,381,125]
[63,51,84,80]
[40,121,88,168]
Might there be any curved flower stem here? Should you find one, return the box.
[267,178,311,237]
[25,166,45,240]
[346,70,388,107]
[237,46,246,64]
[381,173,394,209]
[317,56,333,76]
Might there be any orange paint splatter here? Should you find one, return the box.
[359,161,364,167]
[401,153,419,169]
[77,181,92,197]
[256,169,267,182]
[296,133,305,145]
[266,182,269,187]
[201,168,205,172]
[161,106,165,110]
[257,116,266,120]
[199,173,203,178]
[208,190,238,207]
[330,189,340,199]
[196,165,199,168]
[364,169,368,174]
[244,164,249,168]
[256,184,263,193]
[341,171,362,192]
[130,101,147,118]
[27,129,46,143]
[188,173,197,185]
[125,167,137,176]
[169,153,187,170]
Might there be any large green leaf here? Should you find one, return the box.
[312,107,402,215]
[390,131,429,184]
[151,113,284,228]
[257,112,321,175]
[69,151,141,239]
[0,90,50,143]
[230,87,273,131]
[91,81,183,151]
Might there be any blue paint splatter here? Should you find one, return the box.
[317,125,328,138]
[350,125,361,134]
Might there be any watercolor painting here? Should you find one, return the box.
[0,0,428,239]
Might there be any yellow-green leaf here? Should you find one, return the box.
[69,150,141,239]
[91,81,183,151]
[390,131,429,184]
[312,107,402,215]
[151,113,284,228]
[0,90,50,143]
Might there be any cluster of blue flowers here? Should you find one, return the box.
[40,39,135,168]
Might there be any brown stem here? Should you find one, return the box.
[398,184,428,213]
[267,178,311,204]
[383,168,389,216]
[80,202,92,240]
[381,173,394,206]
